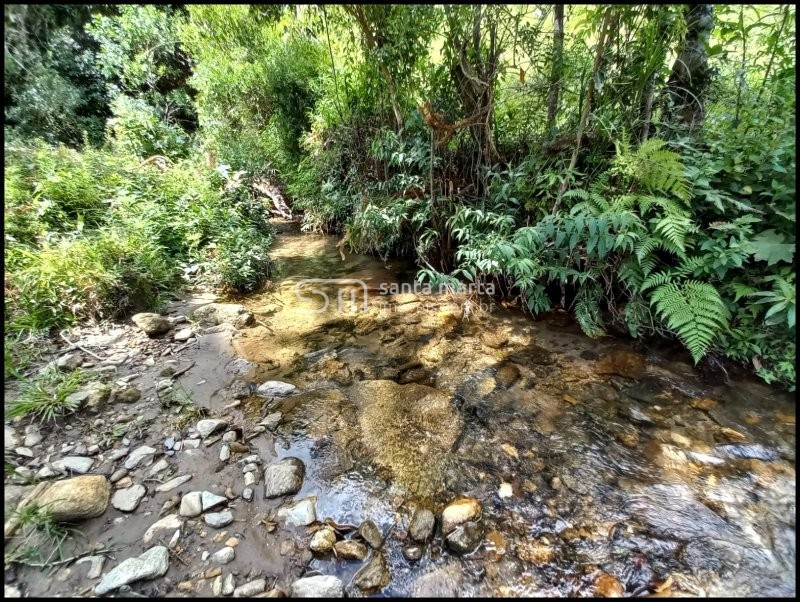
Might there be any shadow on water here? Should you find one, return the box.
[229,222,795,597]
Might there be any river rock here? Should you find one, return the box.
[52,456,94,474]
[201,491,228,511]
[223,574,236,595]
[233,578,266,597]
[402,544,424,561]
[113,388,141,404]
[262,412,283,430]
[131,313,172,336]
[4,426,19,449]
[408,508,435,542]
[595,350,646,379]
[57,352,83,371]
[111,484,146,512]
[155,474,192,493]
[264,457,305,498]
[358,520,384,549]
[310,526,337,553]
[277,497,316,526]
[441,497,481,535]
[256,381,297,398]
[143,514,183,546]
[445,520,484,554]
[204,510,234,528]
[94,545,170,595]
[242,487,254,502]
[495,363,520,388]
[180,491,203,517]
[196,419,228,438]
[174,328,194,342]
[36,475,110,521]
[76,554,106,579]
[191,303,254,329]
[124,446,157,470]
[219,444,231,462]
[334,540,367,560]
[354,553,390,593]
[211,547,235,564]
[291,575,344,598]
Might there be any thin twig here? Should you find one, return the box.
[58,331,106,361]
[171,361,196,379]
[11,546,120,568]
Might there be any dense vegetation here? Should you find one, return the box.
[4,5,795,389]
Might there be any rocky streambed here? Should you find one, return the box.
[4,220,796,598]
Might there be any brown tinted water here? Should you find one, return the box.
[225,221,796,597]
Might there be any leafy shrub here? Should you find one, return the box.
[107,94,190,159]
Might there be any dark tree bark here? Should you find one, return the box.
[665,4,714,129]
[546,5,565,136]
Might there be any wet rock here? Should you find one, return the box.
[354,553,390,593]
[516,541,553,564]
[94,545,169,595]
[715,427,748,443]
[113,388,141,404]
[277,497,316,526]
[205,510,234,528]
[691,397,718,411]
[310,526,337,554]
[191,303,254,329]
[233,578,266,597]
[398,367,435,386]
[212,547,235,564]
[481,330,509,349]
[57,352,83,371]
[358,520,384,549]
[594,572,624,597]
[445,520,484,555]
[196,419,229,438]
[256,381,297,398]
[174,328,194,342]
[155,474,192,493]
[715,443,779,461]
[334,540,367,560]
[52,456,94,474]
[495,363,520,388]
[263,457,305,498]
[595,350,646,379]
[111,484,147,512]
[441,497,481,535]
[143,514,183,546]
[124,446,157,470]
[36,475,110,521]
[291,575,344,598]
[616,430,640,448]
[131,313,172,336]
[262,412,282,430]
[408,508,435,542]
[402,544,424,561]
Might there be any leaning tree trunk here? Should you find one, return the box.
[665,4,714,129]
[546,5,565,136]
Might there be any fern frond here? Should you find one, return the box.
[650,280,729,363]
[573,283,607,338]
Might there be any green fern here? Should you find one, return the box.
[573,283,607,338]
[614,138,690,201]
[650,280,730,363]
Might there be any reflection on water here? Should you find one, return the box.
[230,221,795,597]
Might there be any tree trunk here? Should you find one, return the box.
[665,4,714,129]
[546,5,565,136]
[554,7,614,210]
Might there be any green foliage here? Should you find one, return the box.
[6,503,83,567]
[6,368,87,423]
[107,94,189,159]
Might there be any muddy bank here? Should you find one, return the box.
[4,220,795,597]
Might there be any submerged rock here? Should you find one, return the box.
[354,553,390,593]
[352,380,464,495]
[264,457,305,498]
[445,520,484,555]
[595,350,647,379]
[94,546,169,595]
[256,381,297,398]
[715,444,779,461]
[291,575,344,598]
[334,540,367,560]
[408,508,435,542]
[36,475,109,522]
[131,313,172,336]
[402,544,424,561]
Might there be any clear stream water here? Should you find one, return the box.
[225,222,796,597]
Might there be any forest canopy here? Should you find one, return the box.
[4,4,796,389]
